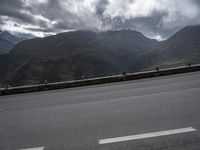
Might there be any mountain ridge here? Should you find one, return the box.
[138,25,200,70]
[0,30,26,54]
[0,25,200,87]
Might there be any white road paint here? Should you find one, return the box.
[99,127,196,144]
[17,147,45,150]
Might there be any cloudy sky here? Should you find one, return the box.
[0,0,200,40]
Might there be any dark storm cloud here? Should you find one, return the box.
[0,0,200,39]
[0,0,50,28]
[0,0,34,24]
[95,0,109,15]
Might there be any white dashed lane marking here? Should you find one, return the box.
[17,147,45,150]
[99,127,197,144]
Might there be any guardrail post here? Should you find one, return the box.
[5,85,10,90]
[156,67,159,72]
[44,80,48,85]
[187,63,191,67]
[122,72,127,76]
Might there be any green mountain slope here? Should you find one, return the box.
[136,25,200,70]
[1,25,200,87]
[0,30,157,86]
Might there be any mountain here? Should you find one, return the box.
[0,38,14,54]
[0,30,158,86]
[136,25,200,70]
[0,31,26,54]
[0,25,200,87]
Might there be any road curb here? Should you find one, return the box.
[1,64,200,96]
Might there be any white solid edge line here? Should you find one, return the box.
[17,147,45,150]
[99,127,196,144]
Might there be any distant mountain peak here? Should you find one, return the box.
[0,30,17,37]
[0,30,27,54]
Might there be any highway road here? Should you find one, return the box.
[0,72,200,150]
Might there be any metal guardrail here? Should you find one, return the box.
[1,64,200,96]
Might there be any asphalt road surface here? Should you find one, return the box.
[0,72,200,150]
